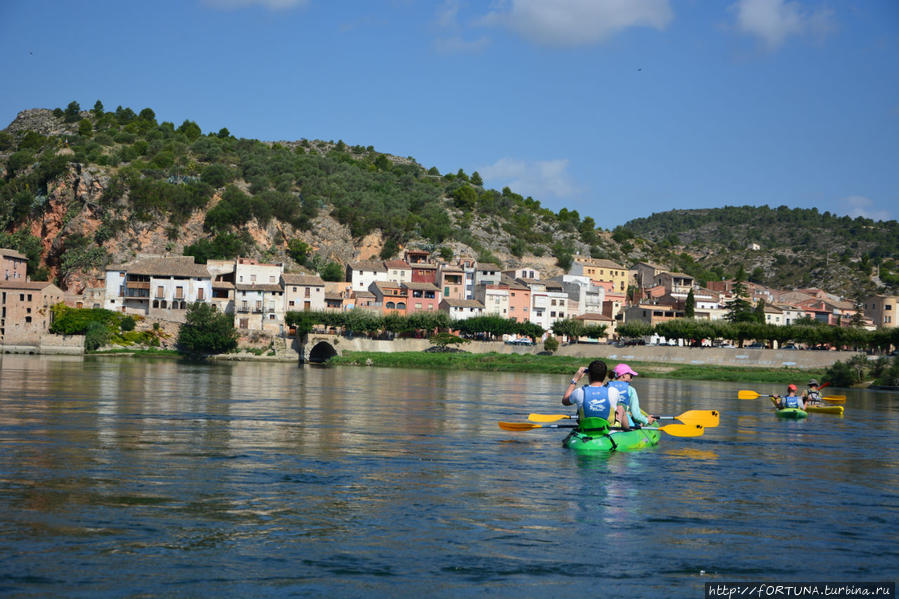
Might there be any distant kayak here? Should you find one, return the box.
[806,404,844,415]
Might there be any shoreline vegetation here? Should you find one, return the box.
[329,351,828,385]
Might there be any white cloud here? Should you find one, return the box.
[433,1,491,54]
[733,0,834,51]
[202,0,309,10]
[842,195,892,222]
[478,0,673,46]
[479,157,580,201]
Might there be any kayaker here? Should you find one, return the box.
[802,379,822,405]
[773,384,805,410]
[563,360,627,429]
[608,363,655,428]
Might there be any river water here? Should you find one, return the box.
[0,355,896,598]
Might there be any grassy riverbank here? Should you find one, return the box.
[330,351,827,384]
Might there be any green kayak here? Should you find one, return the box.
[775,408,808,419]
[562,417,661,453]
[769,397,807,419]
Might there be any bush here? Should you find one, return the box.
[543,336,559,353]
[120,316,136,332]
[84,321,110,350]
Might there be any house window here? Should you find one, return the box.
[305,288,310,298]
[197,288,204,300]
[251,274,256,283]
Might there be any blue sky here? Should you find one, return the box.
[1,0,897,228]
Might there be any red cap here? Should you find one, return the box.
[788,384,797,392]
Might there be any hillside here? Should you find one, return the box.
[620,207,899,297]
[1,101,896,300]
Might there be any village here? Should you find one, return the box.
[2,246,896,353]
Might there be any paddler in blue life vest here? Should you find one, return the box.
[608,363,656,428]
[802,379,822,405]
[563,360,627,428]
[773,383,805,409]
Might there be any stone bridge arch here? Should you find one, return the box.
[298,334,342,364]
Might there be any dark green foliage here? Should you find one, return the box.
[430,332,469,348]
[0,132,12,151]
[64,101,81,123]
[201,163,232,187]
[78,119,93,137]
[59,233,108,277]
[178,120,202,140]
[543,335,559,352]
[128,177,213,225]
[380,238,400,260]
[177,302,238,354]
[184,232,255,263]
[470,171,483,186]
[319,261,344,281]
[120,316,136,332]
[84,321,111,351]
[287,239,310,264]
[685,289,695,318]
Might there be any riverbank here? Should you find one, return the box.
[330,351,828,385]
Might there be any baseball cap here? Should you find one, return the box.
[788,383,797,392]
[614,363,638,377]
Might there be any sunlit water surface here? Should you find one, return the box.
[0,355,897,598]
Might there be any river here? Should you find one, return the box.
[0,355,897,598]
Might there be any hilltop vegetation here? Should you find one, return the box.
[1,100,896,300]
[619,206,899,296]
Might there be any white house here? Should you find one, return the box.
[104,255,212,322]
[347,260,387,293]
[440,298,485,320]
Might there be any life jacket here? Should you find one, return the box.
[608,380,630,408]
[578,385,614,421]
[783,395,802,409]
[806,389,821,403]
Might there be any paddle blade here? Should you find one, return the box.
[738,390,762,400]
[528,413,572,423]
[498,421,541,431]
[822,395,846,403]
[676,410,719,428]
[658,423,704,437]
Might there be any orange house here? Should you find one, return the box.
[370,281,407,315]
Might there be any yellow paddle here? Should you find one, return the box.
[821,395,846,403]
[498,421,705,437]
[528,409,719,428]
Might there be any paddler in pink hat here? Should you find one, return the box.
[608,363,655,428]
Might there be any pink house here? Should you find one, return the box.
[403,282,440,313]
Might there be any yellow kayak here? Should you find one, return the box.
[806,404,844,416]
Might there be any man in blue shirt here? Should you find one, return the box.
[562,360,626,428]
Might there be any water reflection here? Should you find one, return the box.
[0,356,897,597]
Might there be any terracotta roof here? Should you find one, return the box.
[439,264,463,272]
[411,263,437,270]
[403,282,439,291]
[235,283,282,292]
[0,247,27,260]
[476,262,502,271]
[441,298,485,308]
[370,281,403,292]
[108,255,209,278]
[575,257,625,269]
[353,290,375,298]
[518,278,544,286]
[212,281,234,289]
[574,313,613,322]
[349,260,386,272]
[384,260,411,269]
[0,280,59,291]
[282,273,325,286]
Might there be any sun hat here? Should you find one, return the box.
[613,363,638,378]
[788,383,797,392]
[808,379,819,386]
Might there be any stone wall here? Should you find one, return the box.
[0,333,84,355]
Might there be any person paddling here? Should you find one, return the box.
[802,379,822,405]
[608,363,655,428]
[773,384,805,410]
[563,360,627,429]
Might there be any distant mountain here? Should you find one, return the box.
[620,207,898,297]
[1,102,896,299]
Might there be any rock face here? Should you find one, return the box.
[6,109,81,137]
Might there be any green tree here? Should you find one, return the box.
[429,332,470,349]
[177,302,238,354]
[685,288,696,318]
[92,100,104,116]
[64,101,81,123]
[178,119,202,140]
[287,239,310,264]
[470,171,483,186]
[319,261,344,281]
[543,335,559,353]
